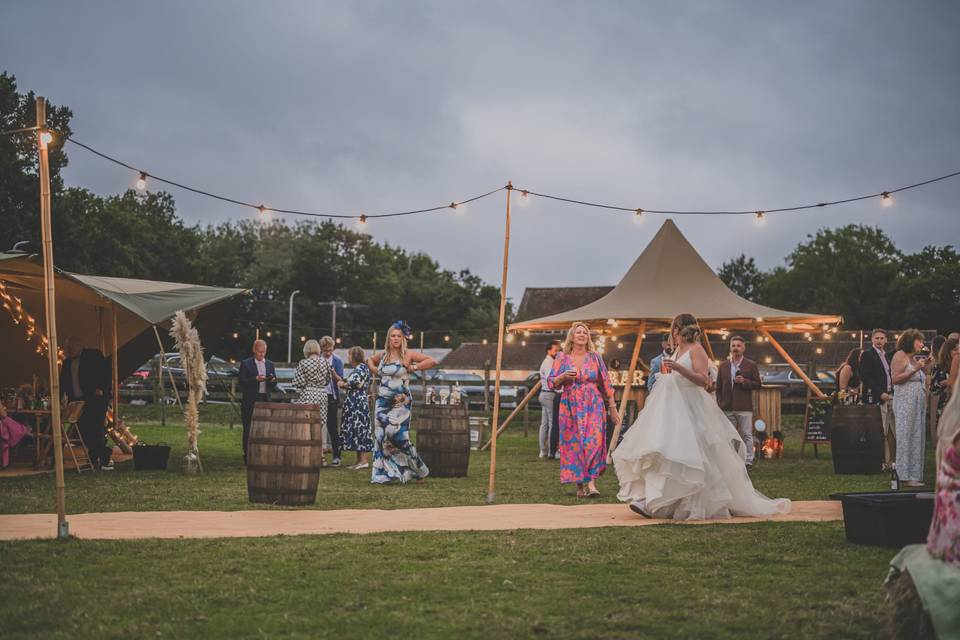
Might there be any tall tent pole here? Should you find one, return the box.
[759,328,826,399]
[112,306,120,425]
[37,97,68,538]
[486,182,513,504]
[607,323,644,463]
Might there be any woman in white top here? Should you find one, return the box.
[613,313,790,520]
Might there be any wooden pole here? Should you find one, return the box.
[607,324,644,463]
[701,331,716,361]
[112,306,120,425]
[420,331,426,404]
[486,183,512,504]
[480,380,541,450]
[759,328,826,399]
[37,97,68,539]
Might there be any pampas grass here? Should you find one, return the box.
[169,311,207,474]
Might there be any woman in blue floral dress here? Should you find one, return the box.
[367,321,437,484]
[338,346,374,470]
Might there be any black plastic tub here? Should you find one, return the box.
[829,491,935,548]
[132,443,171,471]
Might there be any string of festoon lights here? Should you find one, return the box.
[6,130,950,227]
[0,280,63,361]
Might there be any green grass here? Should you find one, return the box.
[0,409,935,515]
[0,523,893,640]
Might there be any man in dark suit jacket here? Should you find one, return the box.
[858,328,895,465]
[238,339,277,463]
[59,336,113,469]
[716,336,762,470]
[319,336,345,465]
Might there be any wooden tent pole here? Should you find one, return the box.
[701,331,716,361]
[479,380,541,450]
[112,306,120,425]
[37,97,68,539]
[486,183,512,504]
[607,323,644,463]
[759,328,826,399]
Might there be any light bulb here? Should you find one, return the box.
[633,209,644,225]
[754,211,766,226]
[880,192,893,208]
[135,172,148,191]
[39,131,53,146]
[357,214,368,229]
[444,335,450,342]
[521,340,527,346]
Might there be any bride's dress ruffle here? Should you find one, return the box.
[612,352,791,520]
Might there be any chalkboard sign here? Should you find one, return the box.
[802,396,833,444]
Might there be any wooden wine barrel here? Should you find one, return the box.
[752,386,783,432]
[415,404,470,478]
[247,402,324,505]
[831,405,884,475]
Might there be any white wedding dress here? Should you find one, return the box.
[612,350,791,520]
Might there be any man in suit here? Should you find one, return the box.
[859,328,896,466]
[239,339,276,463]
[646,335,674,393]
[59,336,113,469]
[319,336,345,466]
[716,335,762,471]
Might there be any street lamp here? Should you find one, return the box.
[317,301,368,340]
[287,290,300,362]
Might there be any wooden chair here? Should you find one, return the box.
[61,401,95,473]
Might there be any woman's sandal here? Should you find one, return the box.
[587,490,601,499]
[576,486,586,499]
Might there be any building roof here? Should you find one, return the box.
[514,286,613,322]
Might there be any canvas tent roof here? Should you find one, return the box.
[508,219,841,334]
[0,251,247,388]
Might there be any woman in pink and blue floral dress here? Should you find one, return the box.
[548,322,620,498]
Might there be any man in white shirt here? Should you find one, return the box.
[537,341,560,459]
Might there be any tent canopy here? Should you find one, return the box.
[508,219,841,334]
[0,251,247,389]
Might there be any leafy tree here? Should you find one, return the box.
[890,246,960,334]
[717,254,765,300]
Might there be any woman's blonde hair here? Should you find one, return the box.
[562,322,596,354]
[348,346,365,366]
[670,313,702,346]
[303,339,321,358]
[319,336,335,351]
[383,326,408,361]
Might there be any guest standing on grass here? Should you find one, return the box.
[836,348,862,403]
[860,328,896,467]
[339,346,373,470]
[538,341,559,459]
[319,336,345,466]
[646,334,673,393]
[291,338,332,460]
[238,339,277,464]
[891,329,933,487]
[715,335,762,471]
[59,336,114,470]
[548,322,620,498]
[368,321,435,484]
[930,337,958,440]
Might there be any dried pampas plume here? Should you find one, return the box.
[170,311,207,473]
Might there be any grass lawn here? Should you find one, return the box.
[0,522,894,640]
[1,405,921,639]
[0,406,936,514]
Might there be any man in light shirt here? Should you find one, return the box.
[537,341,560,459]
[715,336,762,470]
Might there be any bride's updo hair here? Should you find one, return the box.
[671,313,702,344]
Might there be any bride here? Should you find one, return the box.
[612,313,791,520]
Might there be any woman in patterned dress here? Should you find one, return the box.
[338,346,374,470]
[367,321,437,484]
[892,329,934,487]
[291,339,333,461]
[547,322,620,498]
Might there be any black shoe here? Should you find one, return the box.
[745,463,753,472]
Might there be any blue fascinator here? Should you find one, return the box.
[391,320,413,340]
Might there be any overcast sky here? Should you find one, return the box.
[3,1,958,302]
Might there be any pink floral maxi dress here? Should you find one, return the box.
[927,446,960,565]
[548,352,614,484]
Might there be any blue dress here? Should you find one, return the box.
[371,359,429,484]
[341,363,373,452]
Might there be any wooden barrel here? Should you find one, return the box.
[247,402,324,505]
[831,405,884,475]
[752,386,782,432]
[415,404,470,478]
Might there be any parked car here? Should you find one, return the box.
[761,368,836,398]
